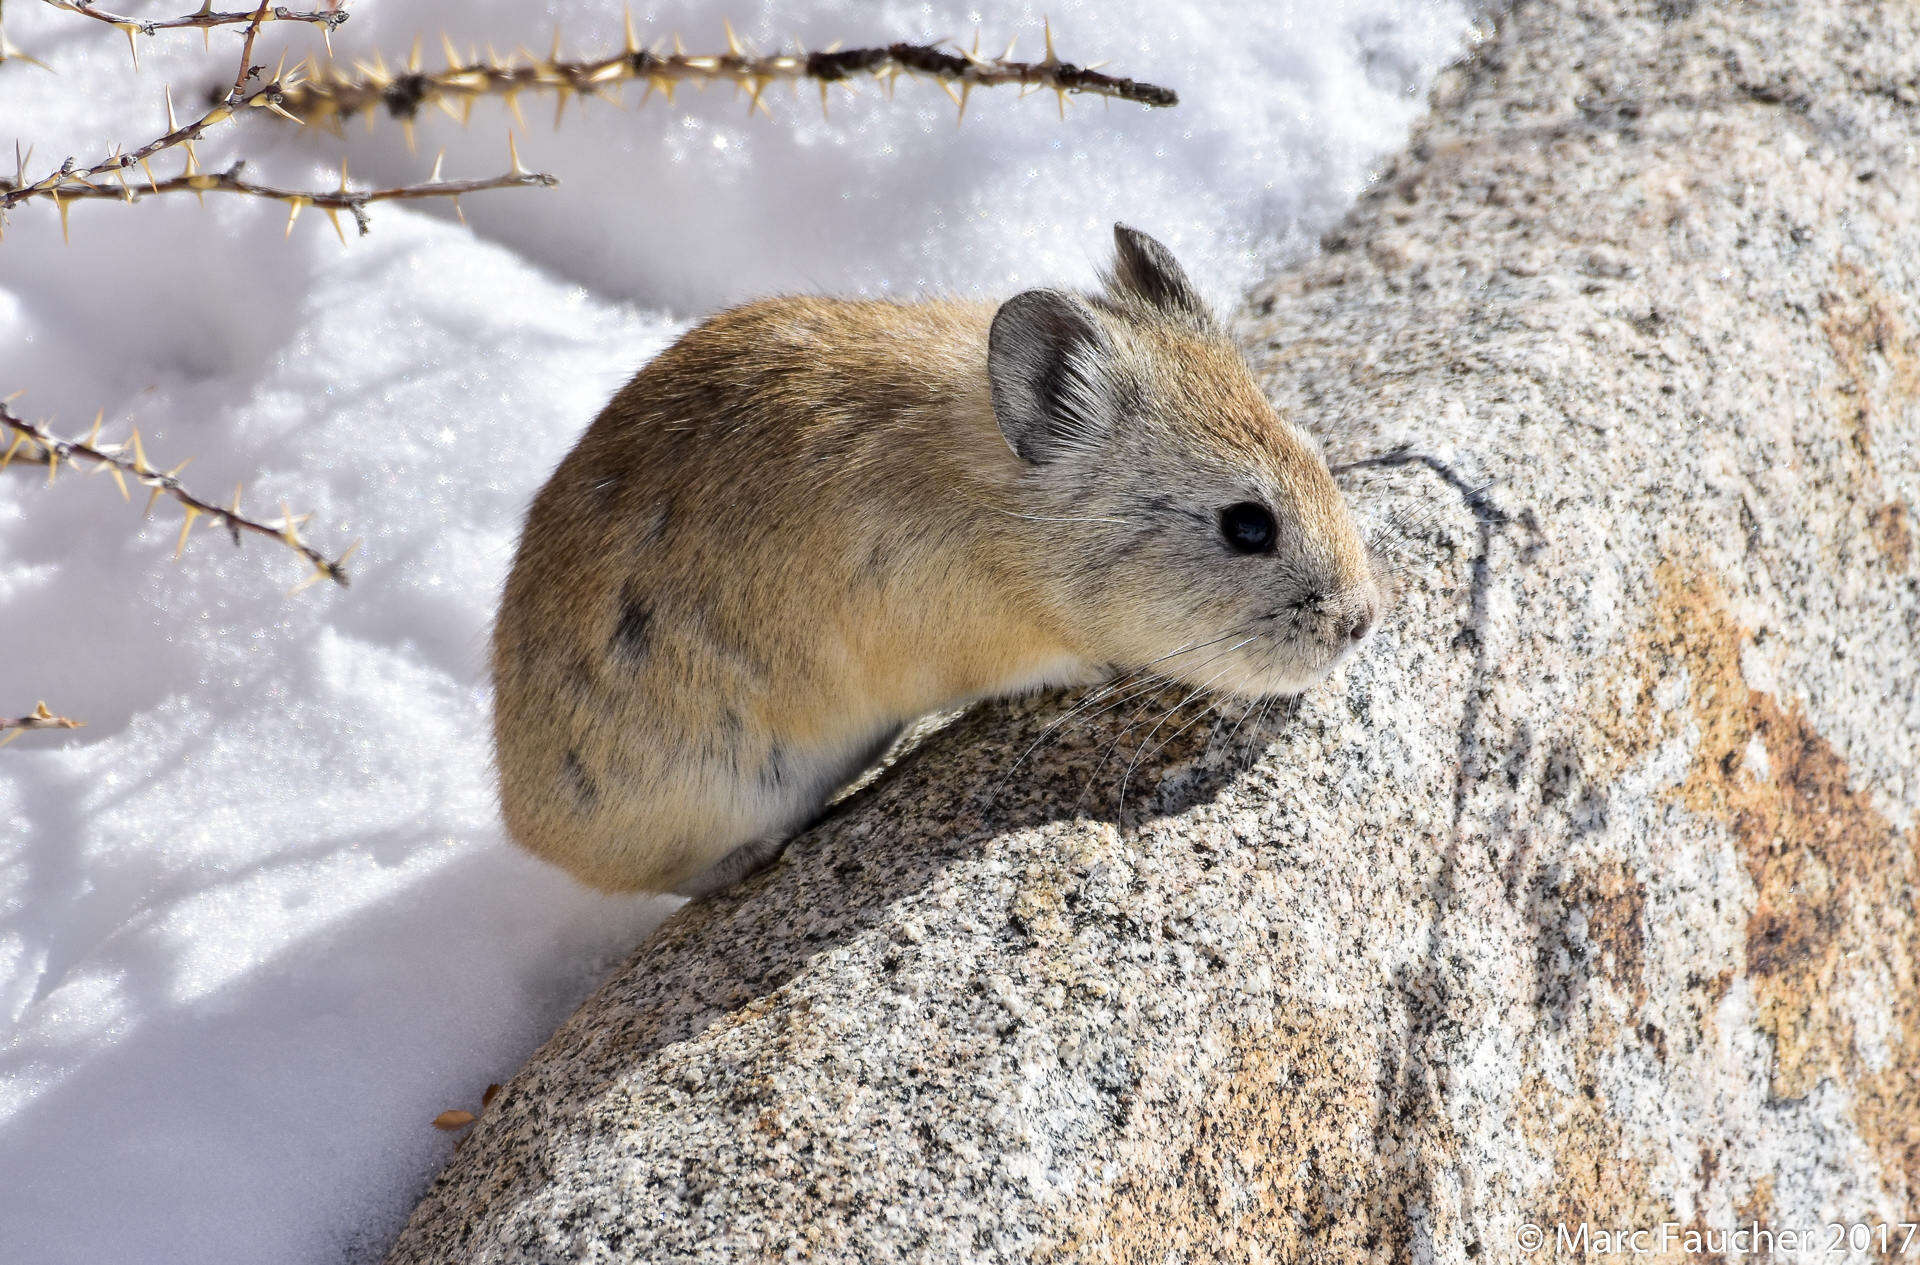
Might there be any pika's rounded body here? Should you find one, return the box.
[494,228,1380,895]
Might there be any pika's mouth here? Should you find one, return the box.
[1210,614,1376,700]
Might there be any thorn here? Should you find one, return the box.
[441,31,462,70]
[175,506,200,559]
[1055,86,1068,119]
[819,79,830,119]
[452,195,465,226]
[623,6,639,55]
[164,85,179,134]
[284,195,307,236]
[553,83,572,128]
[55,191,71,244]
[550,24,564,63]
[956,82,971,125]
[1003,34,1018,61]
[504,90,528,131]
[429,148,446,183]
[1041,16,1058,65]
[120,22,141,71]
[722,17,743,57]
[407,34,423,73]
[0,29,52,72]
[323,206,345,244]
[506,130,525,174]
[401,119,417,154]
[84,411,104,446]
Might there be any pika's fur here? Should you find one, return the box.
[493,226,1380,896]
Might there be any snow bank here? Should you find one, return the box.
[0,0,1472,1259]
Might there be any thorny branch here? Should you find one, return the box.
[32,144,555,238]
[0,397,355,589]
[276,18,1177,141]
[0,701,83,747]
[1,0,290,214]
[0,0,550,236]
[42,0,347,65]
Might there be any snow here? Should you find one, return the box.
[0,0,1473,1259]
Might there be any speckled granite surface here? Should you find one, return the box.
[386,2,1920,1259]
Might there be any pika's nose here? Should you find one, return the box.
[1347,602,1376,643]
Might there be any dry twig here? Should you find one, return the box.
[0,0,549,236]
[41,0,348,66]
[0,701,84,747]
[0,396,355,589]
[2,2,291,216]
[278,18,1178,141]
[34,142,554,237]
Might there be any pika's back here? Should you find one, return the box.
[491,296,1054,891]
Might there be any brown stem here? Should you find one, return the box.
[0,397,354,589]
[43,0,347,38]
[277,25,1177,130]
[26,152,556,237]
[0,0,286,215]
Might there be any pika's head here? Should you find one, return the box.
[988,224,1381,698]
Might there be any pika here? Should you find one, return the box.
[493,226,1380,896]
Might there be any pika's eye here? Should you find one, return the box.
[1218,502,1277,555]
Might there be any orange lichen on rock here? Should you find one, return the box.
[1042,1012,1400,1265]
[1820,260,1920,571]
[1638,561,1920,1198]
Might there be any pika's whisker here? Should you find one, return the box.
[1009,629,1254,773]
[1114,646,1254,818]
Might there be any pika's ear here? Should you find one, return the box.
[1105,223,1213,331]
[988,288,1118,465]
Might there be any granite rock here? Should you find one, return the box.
[387,1,1920,1259]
